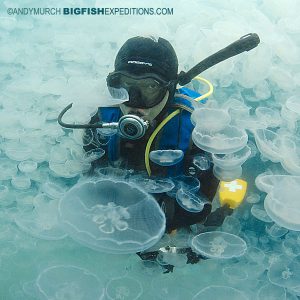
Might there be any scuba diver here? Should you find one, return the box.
[58,34,259,271]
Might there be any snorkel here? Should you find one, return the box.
[58,33,260,144]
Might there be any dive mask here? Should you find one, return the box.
[106,71,172,109]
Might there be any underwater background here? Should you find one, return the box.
[1,0,300,299]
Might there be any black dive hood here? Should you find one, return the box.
[58,33,260,139]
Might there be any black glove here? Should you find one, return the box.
[203,204,233,227]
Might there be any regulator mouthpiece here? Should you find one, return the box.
[57,103,149,140]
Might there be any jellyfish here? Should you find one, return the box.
[265,223,288,239]
[192,285,248,300]
[15,194,67,240]
[59,179,166,254]
[253,129,282,163]
[149,150,184,166]
[35,265,104,300]
[166,175,200,198]
[11,175,31,190]
[223,266,248,281]
[259,176,300,231]
[105,276,143,300]
[0,158,18,180]
[191,108,231,132]
[83,148,105,163]
[246,193,260,204]
[268,256,300,289]
[129,177,175,194]
[4,140,32,161]
[257,283,286,300]
[191,231,247,259]
[18,160,38,173]
[212,145,251,170]
[255,107,282,128]
[192,125,248,154]
[176,188,208,212]
[250,204,273,223]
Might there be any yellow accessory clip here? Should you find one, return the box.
[219,179,247,209]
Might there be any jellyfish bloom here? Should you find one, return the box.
[191,108,231,132]
[256,175,300,231]
[191,231,247,259]
[176,188,208,212]
[36,265,104,300]
[59,179,166,254]
[149,150,184,166]
[192,286,248,300]
[106,276,143,300]
[192,125,248,154]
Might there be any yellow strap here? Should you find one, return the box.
[145,76,214,176]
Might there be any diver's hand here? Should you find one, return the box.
[203,204,233,227]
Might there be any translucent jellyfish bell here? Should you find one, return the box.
[192,286,248,300]
[176,188,209,212]
[191,108,231,132]
[192,125,248,154]
[191,231,247,259]
[212,145,251,170]
[59,179,166,254]
[267,256,300,289]
[253,129,282,163]
[149,150,184,166]
[105,276,143,300]
[36,265,104,300]
[256,175,300,231]
[129,177,175,194]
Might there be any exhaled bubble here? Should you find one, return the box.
[191,231,247,259]
[149,150,184,166]
[35,265,104,300]
[59,179,166,254]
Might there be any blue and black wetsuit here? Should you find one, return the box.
[84,88,232,232]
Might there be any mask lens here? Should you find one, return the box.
[107,73,168,108]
